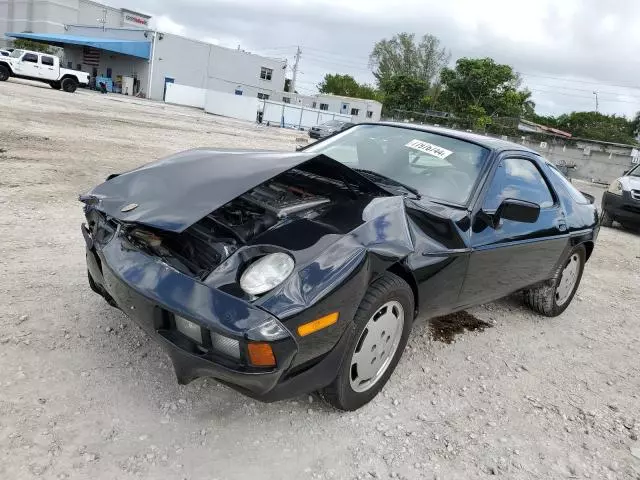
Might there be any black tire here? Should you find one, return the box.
[523,244,586,317]
[0,64,10,81]
[601,210,614,227]
[320,272,414,411]
[61,77,78,93]
[50,81,61,90]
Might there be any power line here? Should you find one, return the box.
[518,71,640,91]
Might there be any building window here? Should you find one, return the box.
[350,108,360,116]
[282,96,291,104]
[67,61,73,69]
[41,56,54,66]
[23,53,38,63]
[366,111,373,118]
[77,64,82,71]
[312,102,317,109]
[260,67,273,81]
[319,103,329,111]
[106,68,112,78]
[257,93,270,100]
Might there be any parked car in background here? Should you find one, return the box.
[80,123,598,411]
[601,163,640,229]
[0,49,89,92]
[0,49,10,57]
[309,120,354,139]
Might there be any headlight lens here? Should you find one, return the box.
[608,180,623,195]
[240,253,294,295]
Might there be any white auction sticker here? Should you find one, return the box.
[405,139,453,159]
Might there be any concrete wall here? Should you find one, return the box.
[524,140,635,184]
[204,90,259,123]
[165,83,205,109]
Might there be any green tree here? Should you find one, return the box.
[13,39,53,54]
[437,57,534,129]
[378,75,429,113]
[555,112,636,144]
[369,33,450,86]
[317,73,380,101]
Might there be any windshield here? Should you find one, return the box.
[305,124,490,205]
[628,164,640,177]
[9,49,23,58]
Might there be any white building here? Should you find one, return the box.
[269,92,382,123]
[5,24,287,101]
[0,0,150,48]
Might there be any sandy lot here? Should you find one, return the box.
[1,79,639,480]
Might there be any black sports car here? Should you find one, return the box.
[80,123,599,410]
[601,163,640,229]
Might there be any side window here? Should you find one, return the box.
[484,158,555,211]
[23,53,38,63]
[41,56,54,66]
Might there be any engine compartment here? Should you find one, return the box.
[142,169,350,278]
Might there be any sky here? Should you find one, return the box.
[120,0,640,117]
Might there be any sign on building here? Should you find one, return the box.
[121,10,150,27]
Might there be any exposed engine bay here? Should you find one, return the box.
[128,169,346,279]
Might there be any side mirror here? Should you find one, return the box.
[494,198,540,225]
[623,170,629,175]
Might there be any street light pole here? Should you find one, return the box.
[593,91,599,112]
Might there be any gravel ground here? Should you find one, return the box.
[1,79,640,480]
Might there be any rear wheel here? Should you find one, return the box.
[0,65,10,81]
[601,210,614,227]
[320,272,414,411]
[61,77,78,93]
[524,245,586,317]
[50,81,61,90]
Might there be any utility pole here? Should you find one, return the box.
[593,91,599,112]
[291,46,301,94]
[98,8,107,31]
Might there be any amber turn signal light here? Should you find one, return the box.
[297,312,339,337]
[247,342,276,367]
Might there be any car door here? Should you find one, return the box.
[14,52,41,77]
[39,55,57,81]
[458,154,569,307]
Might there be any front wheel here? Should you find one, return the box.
[601,210,614,227]
[523,244,586,317]
[320,272,414,411]
[0,65,10,81]
[61,77,78,93]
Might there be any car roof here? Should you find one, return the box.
[374,121,539,155]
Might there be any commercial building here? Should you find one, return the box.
[2,0,380,123]
[0,0,150,48]
[5,23,287,101]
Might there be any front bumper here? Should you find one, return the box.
[83,225,352,401]
[602,191,640,225]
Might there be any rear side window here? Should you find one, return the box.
[545,162,589,204]
[23,53,38,63]
[484,158,555,210]
[41,56,54,66]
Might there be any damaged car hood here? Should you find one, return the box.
[80,149,360,233]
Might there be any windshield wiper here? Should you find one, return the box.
[354,169,421,199]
